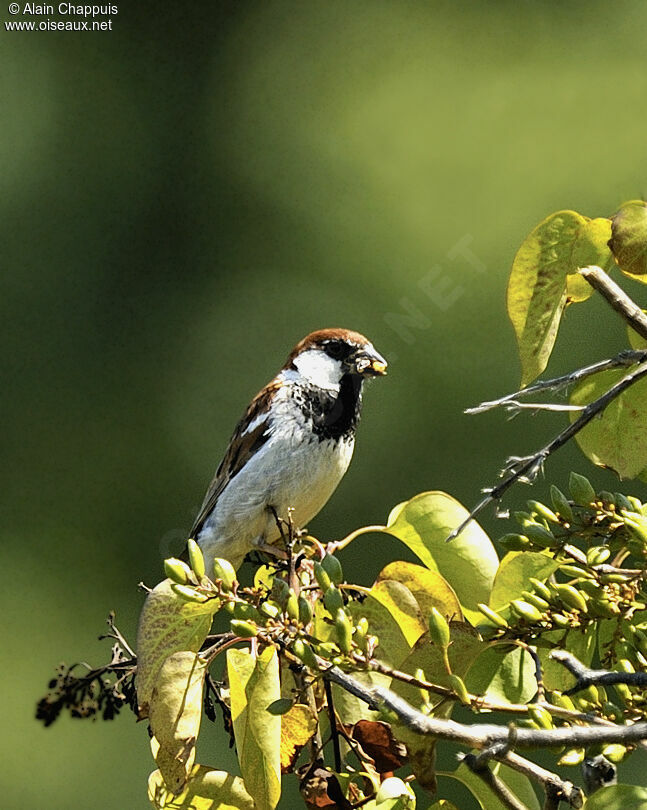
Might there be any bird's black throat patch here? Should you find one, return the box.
[296,374,363,441]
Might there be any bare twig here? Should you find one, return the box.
[447,359,647,541]
[99,611,136,658]
[466,350,647,415]
[493,401,585,415]
[361,655,615,726]
[294,665,324,763]
[580,266,647,340]
[502,751,583,809]
[324,679,342,772]
[511,641,545,702]
[550,649,647,694]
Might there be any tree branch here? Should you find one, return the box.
[461,750,531,810]
[447,359,647,541]
[502,751,583,809]
[580,265,647,340]
[322,663,647,750]
[550,650,647,694]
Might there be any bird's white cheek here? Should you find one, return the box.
[291,349,342,391]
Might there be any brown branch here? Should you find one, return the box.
[580,265,647,340]
[452,269,647,542]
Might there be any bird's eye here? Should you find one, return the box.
[324,341,346,360]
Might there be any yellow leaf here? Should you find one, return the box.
[368,580,427,647]
[507,210,612,386]
[280,703,317,773]
[376,561,463,622]
[149,651,208,794]
[136,578,219,717]
[381,492,498,625]
[148,764,254,809]
[567,217,613,301]
[228,646,281,810]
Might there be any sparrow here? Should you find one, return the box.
[190,328,387,570]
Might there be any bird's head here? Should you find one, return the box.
[285,328,387,391]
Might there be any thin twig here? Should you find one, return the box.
[361,655,614,725]
[324,679,342,773]
[99,612,136,658]
[497,401,585,414]
[447,360,647,541]
[501,751,583,809]
[466,349,647,414]
[550,649,647,694]
[580,266,647,340]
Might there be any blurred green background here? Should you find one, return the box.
[4,1,647,807]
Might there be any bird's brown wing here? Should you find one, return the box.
[189,381,279,538]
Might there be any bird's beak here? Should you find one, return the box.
[351,346,388,377]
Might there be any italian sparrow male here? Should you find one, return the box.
[191,328,387,570]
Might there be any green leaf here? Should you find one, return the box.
[149,652,209,794]
[227,646,281,810]
[392,625,484,708]
[332,670,393,726]
[627,318,647,350]
[495,763,541,810]
[136,578,219,717]
[507,210,610,386]
[368,580,427,647]
[391,626,481,794]
[148,765,254,809]
[393,728,437,794]
[312,598,337,645]
[570,368,647,480]
[380,492,499,625]
[443,761,540,810]
[609,200,647,282]
[349,592,413,668]
[465,645,537,704]
[489,552,560,611]
[583,784,647,809]
[376,562,463,622]
[426,802,460,810]
[540,623,597,691]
